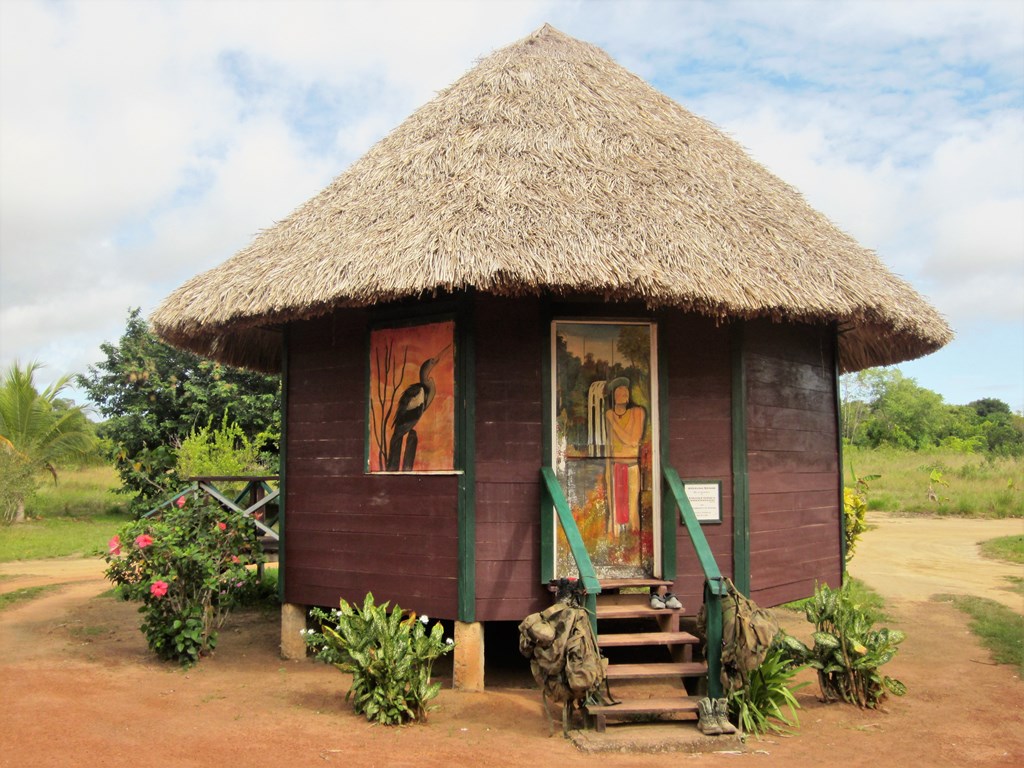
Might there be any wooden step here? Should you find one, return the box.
[599,578,673,591]
[605,662,706,680]
[597,630,699,648]
[585,696,701,732]
[597,602,686,620]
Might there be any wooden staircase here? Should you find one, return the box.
[585,578,706,732]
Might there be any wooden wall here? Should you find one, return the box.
[473,297,548,621]
[284,311,460,618]
[282,301,841,621]
[745,320,842,606]
[661,313,734,611]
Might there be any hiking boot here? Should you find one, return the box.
[714,698,737,734]
[650,593,667,609]
[663,593,683,610]
[697,697,722,735]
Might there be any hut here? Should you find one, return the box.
[152,25,951,702]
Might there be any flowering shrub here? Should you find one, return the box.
[105,494,265,665]
[304,593,455,725]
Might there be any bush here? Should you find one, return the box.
[728,646,806,736]
[104,494,264,665]
[304,593,455,725]
[781,582,905,708]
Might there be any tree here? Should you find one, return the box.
[0,361,95,522]
[78,309,281,512]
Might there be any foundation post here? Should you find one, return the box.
[453,621,485,691]
[280,602,308,660]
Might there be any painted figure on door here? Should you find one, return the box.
[604,377,646,538]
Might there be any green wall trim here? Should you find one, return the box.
[456,297,477,622]
[540,300,554,583]
[278,327,289,604]
[657,314,677,581]
[834,325,847,580]
[730,323,751,595]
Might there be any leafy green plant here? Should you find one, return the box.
[304,593,454,725]
[728,646,807,736]
[104,494,264,665]
[781,582,906,708]
[843,468,878,563]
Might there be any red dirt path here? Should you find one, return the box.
[1,514,1021,767]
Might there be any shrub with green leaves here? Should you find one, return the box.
[304,593,455,725]
[781,582,905,708]
[105,494,264,665]
[728,645,807,736]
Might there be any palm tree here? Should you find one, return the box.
[0,362,95,522]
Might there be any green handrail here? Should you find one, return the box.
[663,467,726,700]
[540,467,602,633]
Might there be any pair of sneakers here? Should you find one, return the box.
[650,591,683,610]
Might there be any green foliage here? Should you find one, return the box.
[781,582,906,708]
[978,535,1024,565]
[176,414,272,501]
[936,594,1024,676]
[0,514,127,562]
[841,369,1023,456]
[304,593,455,725]
[728,646,807,736]
[0,361,96,522]
[104,494,265,665]
[78,309,280,513]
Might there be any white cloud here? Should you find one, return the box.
[0,0,1021,410]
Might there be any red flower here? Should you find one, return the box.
[108,535,121,556]
[134,534,154,549]
[150,580,169,598]
[217,522,227,532]
[175,496,187,508]
[230,555,240,564]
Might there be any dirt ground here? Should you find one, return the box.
[1,513,1022,767]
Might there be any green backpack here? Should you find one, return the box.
[698,578,780,694]
[518,602,606,704]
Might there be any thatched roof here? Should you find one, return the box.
[153,24,952,373]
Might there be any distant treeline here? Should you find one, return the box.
[841,369,1023,456]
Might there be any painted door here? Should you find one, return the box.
[551,320,660,579]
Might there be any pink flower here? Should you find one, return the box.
[175,496,186,508]
[230,555,240,564]
[135,534,154,549]
[150,580,169,598]
[217,522,227,532]
[108,535,121,556]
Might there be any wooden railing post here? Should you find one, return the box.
[663,466,726,700]
[540,468,602,635]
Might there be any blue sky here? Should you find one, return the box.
[1,0,1022,411]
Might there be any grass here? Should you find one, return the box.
[935,594,1024,676]
[1,465,130,562]
[0,584,62,611]
[29,464,129,519]
[979,534,1024,565]
[846,446,1024,518]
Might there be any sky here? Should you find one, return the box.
[1,0,1022,413]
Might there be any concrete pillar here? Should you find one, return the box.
[280,602,308,660]
[453,621,485,691]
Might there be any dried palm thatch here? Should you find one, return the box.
[152,24,951,373]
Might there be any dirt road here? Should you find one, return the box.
[1,514,1021,767]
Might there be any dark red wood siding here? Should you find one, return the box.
[473,297,548,621]
[662,313,735,611]
[745,320,842,606]
[284,311,460,617]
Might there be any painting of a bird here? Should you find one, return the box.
[386,343,452,470]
